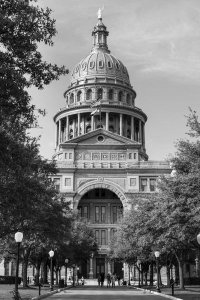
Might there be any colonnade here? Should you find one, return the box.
[56,111,145,148]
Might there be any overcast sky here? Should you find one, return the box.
[29,0,200,161]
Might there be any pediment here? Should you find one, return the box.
[63,129,140,146]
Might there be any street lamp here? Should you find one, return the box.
[154,251,161,293]
[15,231,23,300]
[49,250,54,291]
[137,259,141,287]
[65,259,69,287]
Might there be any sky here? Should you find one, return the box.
[29,0,200,161]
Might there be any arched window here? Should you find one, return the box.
[86,89,92,100]
[109,125,114,132]
[77,91,82,102]
[126,94,130,105]
[97,88,103,100]
[108,89,113,100]
[118,91,123,102]
[70,93,74,104]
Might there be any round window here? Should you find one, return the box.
[97,135,104,143]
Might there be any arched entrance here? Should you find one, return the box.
[77,188,123,279]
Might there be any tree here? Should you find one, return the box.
[109,109,200,289]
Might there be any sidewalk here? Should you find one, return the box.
[137,285,200,300]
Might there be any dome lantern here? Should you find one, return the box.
[92,8,109,53]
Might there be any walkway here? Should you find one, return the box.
[43,286,176,300]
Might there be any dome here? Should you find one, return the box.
[70,14,131,87]
[71,51,130,86]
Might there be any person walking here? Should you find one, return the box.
[111,273,116,288]
[100,272,105,287]
[117,275,121,286]
[106,273,111,288]
[97,274,101,287]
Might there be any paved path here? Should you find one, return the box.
[44,286,173,300]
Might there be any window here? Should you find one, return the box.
[97,88,103,100]
[108,89,113,100]
[134,153,137,159]
[86,89,92,100]
[118,91,123,102]
[70,93,74,104]
[101,206,106,222]
[77,91,82,102]
[140,178,148,191]
[64,178,71,186]
[112,206,117,223]
[150,178,156,191]
[95,230,100,244]
[99,60,104,68]
[78,206,82,217]
[108,61,112,68]
[95,206,100,222]
[127,94,130,105]
[101,230,106,245]
[130,178,136,187]
[83,206,89,219]
[69,153,72,159]
[109,126,114,132]
[53,178,60,191]
[89,61,95,68]
[116,62,119,69]
[129,153,132,159]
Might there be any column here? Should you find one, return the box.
[91,115,94,131]
[77,113,80,136]
[66,116,69,141]
[108,228,111,244]
[139,120,142,143]
[107,203,111,223]
[107,261,111,275]
[143,123,145,149]
[55,122,58,148]
[73,118,75,138]
[89,255,94,279]
[58,119,61,144]
[120,114,123,136]
[106,112,109,131]
[131,116,134,140]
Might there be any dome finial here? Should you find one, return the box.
[97,5,104,19]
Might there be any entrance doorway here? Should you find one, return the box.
[96,258,105,277]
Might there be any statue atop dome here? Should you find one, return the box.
[97,6,104,19]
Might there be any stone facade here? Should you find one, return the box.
[51,12,171,280]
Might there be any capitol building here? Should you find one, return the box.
[52,11,170,280]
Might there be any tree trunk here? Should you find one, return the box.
[35,263,41,286]
[166,265,170,287]
[22,259,28,287]
[178,260,184,289]
[42,261,48,284]
[149,261,154,286]
[144,272,148,285]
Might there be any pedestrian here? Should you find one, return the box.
[97,274,101,287]
[81,276,84,285]
[117,275,121,286]
[111,273,116,288]
[100,272,105,287]
[106,273,111,288]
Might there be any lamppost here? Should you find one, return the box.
[65,259,69,287]
[154,251,161,293]
[137,259,141,287]
[15,231,23,300]
[196,233,200,276]
[49,250,54,291]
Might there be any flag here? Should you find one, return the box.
[90,106,101,116]
[90,97,101,116]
